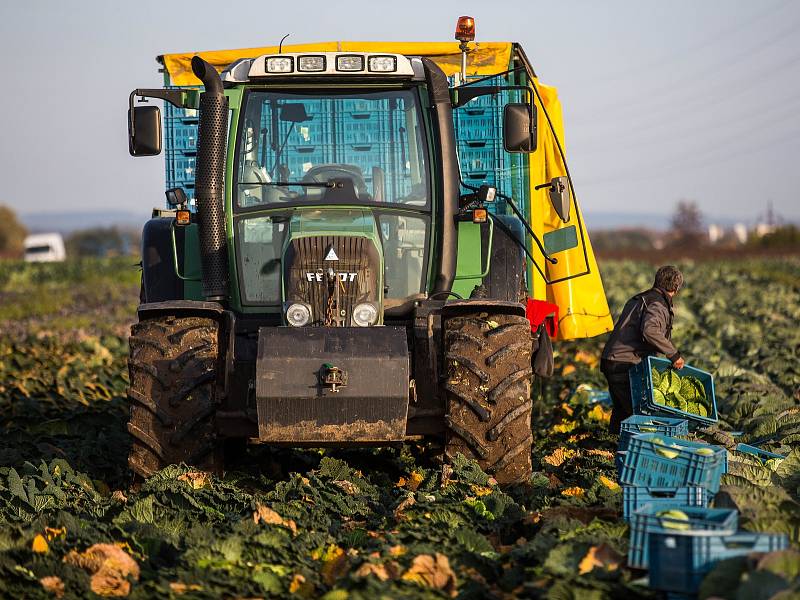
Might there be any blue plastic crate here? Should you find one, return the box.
[287,122,334,148]
[463,170,491,183]
[620,433,726,493]
[628,505,737,569]
[164,95,200,121]
[167,123,198,151]
[649,531,789,594]
[166,153,196,189]
[619,415,689,452]
[630,356,718,426]
[456,114,500,141]
[622,486,711,520]
[735,443,786,461]
[615,451,626,476]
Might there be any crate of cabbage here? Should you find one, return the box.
[622,486,711,520]
[620,433,726,493]
[648,531,790,594]
[630,357,718,426]
[619,415,689,452]
[628,505,738,569]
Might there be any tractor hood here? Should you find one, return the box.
[281,208,385,326]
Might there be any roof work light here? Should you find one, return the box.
[336,55,364,72]
[297,55,326,72]
[266,56,293,73]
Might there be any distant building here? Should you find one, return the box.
[705,223,750,246]
[708,224,723,243]
[733,224,748,244]
[24,233,66,262]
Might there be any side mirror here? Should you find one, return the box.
[477,184,496,203]
[165,187,188,208]
[548,176,570,222]
[503,103,536,153]
[128,105,162,156]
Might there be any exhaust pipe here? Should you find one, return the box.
[422,58,458,296]
[191,56,229,302]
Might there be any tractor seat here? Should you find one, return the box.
[240,160,271,206]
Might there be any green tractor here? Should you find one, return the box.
[125,24,580,484]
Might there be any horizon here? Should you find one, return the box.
[18,207,794,237]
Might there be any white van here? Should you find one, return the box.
[23,233,66,262]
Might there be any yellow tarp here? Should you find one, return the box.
[160,41,513,86]
[160,40,611,340]
[528,82,613,339]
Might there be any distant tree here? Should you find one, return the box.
[592,228,656,252]
[0,205,28,258]
[66,227,140,257]
[669,200,705,248]
[749,225,800,249]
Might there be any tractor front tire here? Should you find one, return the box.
[127,315,221,478]
[443,312,534,485]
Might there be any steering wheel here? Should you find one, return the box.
[301,164,370,200]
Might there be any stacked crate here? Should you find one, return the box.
[451,75,528,219]
[164,99,199,206]
[616,364,789,595]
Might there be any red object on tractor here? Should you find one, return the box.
[526,299,559,338]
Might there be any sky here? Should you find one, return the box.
[0,0,798,226]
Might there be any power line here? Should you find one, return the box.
[578,128,800,187]
[572,18,800,123]
[573,96,800,156]
[569,47,800,133]
[583,0,794,85]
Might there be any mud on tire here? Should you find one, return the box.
[443,312,534,484]
[127,316,220,478]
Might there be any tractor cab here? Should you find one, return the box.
[226,57,435,325]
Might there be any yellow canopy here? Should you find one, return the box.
[159,40,612,340]
[160,41,513,86]
[527,82,613,339]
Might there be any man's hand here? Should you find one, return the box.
[672,356,685,370]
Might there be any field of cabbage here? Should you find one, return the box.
[0,257,798,599]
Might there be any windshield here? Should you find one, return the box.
[235,89,429,209]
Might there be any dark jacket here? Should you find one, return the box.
[601,287,680,365]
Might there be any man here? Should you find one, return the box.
[601,265,685,433]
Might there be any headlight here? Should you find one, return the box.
[286,303,311,327]
[352,302,378,327]
[266,56,294,73]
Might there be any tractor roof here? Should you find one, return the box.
[158,41,515,86]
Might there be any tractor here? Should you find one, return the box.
[125,17,611,484]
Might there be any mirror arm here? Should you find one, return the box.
[487,213,549,283]
[131,88,192,109]
[451,85,531,108]
[454,66,528,88]
[501,192,557,265]
[460,180,557,265]
[128,91,137,140]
